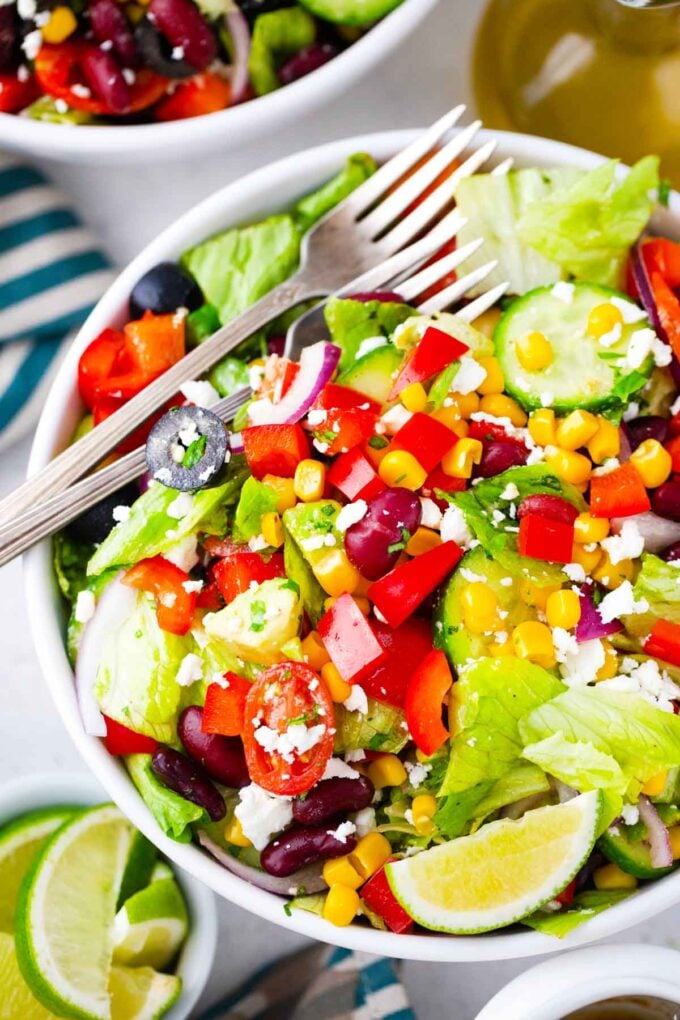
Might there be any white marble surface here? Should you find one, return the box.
[2,0,680,1014]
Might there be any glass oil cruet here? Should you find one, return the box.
[473,0,680,183]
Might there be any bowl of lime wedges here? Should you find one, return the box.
[0,772,216,1020]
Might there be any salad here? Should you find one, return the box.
[56,149,680,939]
[0,0,404,124]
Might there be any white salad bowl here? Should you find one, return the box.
[24,128,680,961]
[0,772,217,1020]
[0,0,438,165]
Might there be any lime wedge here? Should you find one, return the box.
[15,804,135,1020]
[109,966,181,1020]
[386,791,603,933]
[117,832,157,910]
[149,863,173,884]
[112,880,188,971]
[0,807,75,934]
[0,932,59,1019]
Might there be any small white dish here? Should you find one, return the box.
[0,772,217,1020]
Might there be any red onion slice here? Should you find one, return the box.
[611,512,680,555]
[224,9,250,105]
[198,831,326,894]
[75,575,138,737]
[247,341,341,426]
[630,240,667,343]
[576,585,623,642]
[229,431,244,455]
[638,795,673,869]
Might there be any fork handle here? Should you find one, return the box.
[0,273,319,522]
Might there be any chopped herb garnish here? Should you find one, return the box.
[249,599,267,632]
[367,733,388,750]
[321,504,335,516]
[288,705,320,726]
[368,435,389,450]
[182,433,207,469]
[280,578,300,594]
[313,429,336,445]
[659,178,671,207]
[394,473,407,485]
[387,526,411,554]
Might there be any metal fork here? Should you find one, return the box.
[0,244,508,566]
[0,106,496,523]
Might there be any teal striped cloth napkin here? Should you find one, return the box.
[199,945,415,1020]
[0,153,114,450]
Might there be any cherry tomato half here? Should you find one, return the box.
[242,662,334,796]
[0,72,40,113]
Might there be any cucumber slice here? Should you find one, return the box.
[297,0,402,26]
[599,818,676,880]
[495,283,655,413]
[337,343,403,403]
[435,546,536,669]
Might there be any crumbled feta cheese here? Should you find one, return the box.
[122,67,135,85]
[621,804,640,826]
[598,322,623,349]
[491,509,506,526]
[622,401,640,422]
[420,497,443,530]
[248,534,268,552]
[176,653,203,687]
[600,657,680,712]
[552,626,579,664]
[164,535,199,572]
[322,758,360,780]
[353,807,376,837]
[112,505,131,524]
[300,534,328,552]
[171,44,185,59]
[626,328,672,369]
[610,297,647,324]
[254,722,327,763]
[552,281,575,304]
[500,483,519,501]
[499,576,514,587]
[180,379,221,408]
[343,684,368,715]
[356,336,388,360]
[328,820,357,844]
[54,98,68,114]
[405,760,431,788]
[74,590,96,624]
[559,638,606,687]
[459,567,485,583]
[671,394,680,417]
[234,784,293,850]
[16,64,29,81]
[182,579,204,593]
[598,581,649,624]
[307,409,327,427]
[379,404,412,435]
[592,457,620,477]
[452,356,487,395]
[17,0,36,17]
[602,519,645,565]
[22,28,42,59]
[167,492,195,520]
[71,83,91,98]
[336,499,368,532]
[440,505,472,548]
[540,392,554,408]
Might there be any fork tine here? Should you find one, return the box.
[417,260,498,316]
[454,281,510,321]
[492,157,514,176]
[378,138,497,255]
[358,119,482,240]
[341,106,467,218]
[397,238,485,302]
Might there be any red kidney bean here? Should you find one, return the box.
[0,7,17,71]
[671,356,680,390]
[292,776,374,827]
[278,42,337,85]
[475,440,528,478]
[652,480,680,523]
[81,48,131,113]
[261,824,358,877]
[151,746,226,821]
[624,415,669,451]
[517,493,579,525]
[149,0,216,71]
[661,541,680,562]
[89,0,138,66]
[345,487,422,580]
[178,706,249,789]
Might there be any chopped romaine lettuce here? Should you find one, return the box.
[522,890,630,938]
[233,477,279,543]
[627,553,680,637]
[323,297,416,373]
[435,764,550,839]
[53,532,92,603]
[295,153,377,233]
[127,754,205,842]
[434,784,493,839]
[523,732,628,797]
[248,7,316,95]
[333,698,408,755]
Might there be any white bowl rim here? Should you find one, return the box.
[0,0,438,161]
[24,126,680,962]
[0,771,217,1020]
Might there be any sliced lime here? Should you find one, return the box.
[15,804,135,1020]
[117,832,157,910]
[386,791,603,933]
[148,863,173,884]
[109,966,181,1020]
[112,879,188,971]
[0,806,75,934]
[0,932,59,1019]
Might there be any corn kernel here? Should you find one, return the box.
[322,856,363,890]
[630,438,673,489]
[519,579,559,612]
[587,418,621,463]
[400,382,428,413]
[642,770,668,798]
[461,581,500,634]
[476,356,505,395]
[471,306,501,337]
[294,459,326,502]
[350,832,392,879]
[406,526,442,557]
[261,511,284,549]
[224,816,251,848]
[570,541,602,574]
[262,474,297,513]
[412,793,438,835]
[555,409,600,451]
[668,826,680,860]
[592,551,635,590]
[479,393,528,428]
[431,405,470,437]
[442,437,483,479]
[528,409,557,447]
[378,450,427,490]
[323,885,360,926]
[367,754,408,791]
[545,446,592,486]
[511,621,556,668]
[488,639,515,657]
[546,589,581,630]
[596,639,619,680]
[594,863,638,891]
[301,631,330,672]
[574,512,610,544]
[587,302,623,339]
[447,391,480,419]
[321,661,352,702]
[515,331,554,372]
[42,5,77,43]
[314,549,360,597]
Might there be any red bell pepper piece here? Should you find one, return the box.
[212,550,284,604]
[123,311,185,380]
[404,649,452,756]
[313,407,377,457]
[417,237,459,305]
[362,617,434,707]
[644,619,680,669]
[389,326,469,399]
[0,71,40,113]
[649,270,680,363]
[123,556,197,635]
[202,673,252,736]
[421,465,467,507]
[590,462,651,519]
[312,384,380,415]
[318,594,388,684]
[555,879,577,907]
[242,424,310,479]
[78,328,127,410]
[388,412,458,473]
[327,448,385,503]
[518,513,574,565]
[195,578,223,611]
[361,862,414,934]
[103,716,158,756]
[667,435,680,474]
[153,71,231,121]
[258,355,299,403]
[368,541,463,629]
[642,237,680,290]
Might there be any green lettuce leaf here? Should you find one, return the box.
[233,476,278,543]
[324,297,416,372]
[434,763,551,839]
[248,7,316,96]
[127,754,205,842]
[523,732,628,796]
[522,890,630,938]
[627,553,680,637]
[440,657,564,795]
[434,784,493,839]
[295,153,377,233]
[517,156,660,287]
[333,698,408,755]
[53,532,92,604]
